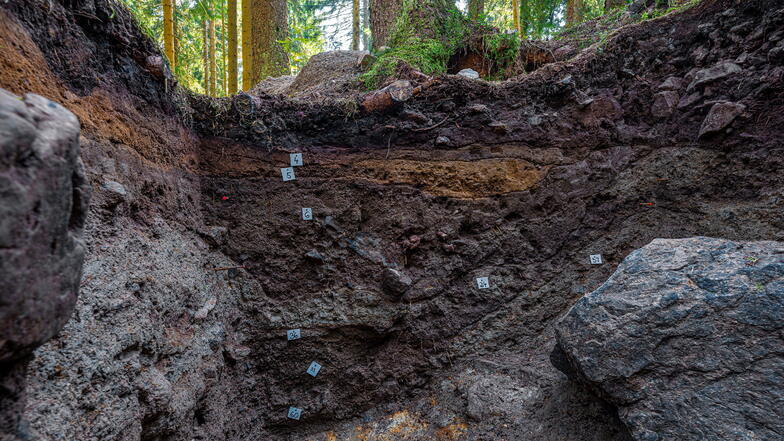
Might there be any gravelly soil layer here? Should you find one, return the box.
[1,0,782,440]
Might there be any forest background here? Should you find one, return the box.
[123,0,614,96]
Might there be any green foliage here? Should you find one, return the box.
[361,0,468,89]
[637,0,702,22]
[360,38,453,89]
[481,32,520,69]
[283,0,328,73]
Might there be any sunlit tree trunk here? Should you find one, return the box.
[203,19,210,95]
[369,0,403,50]
[361,0,370,50]
[566,0,583,25]
[468,0,484,20]
[512,0,521,36]
[162,0,175,70]
[246,0,289,84]
[221,1,227,95]
[173,8,180,71]
[228,0,237,94]
[209,18,217,96]
[241,0,252,90]
[352,0,360,50]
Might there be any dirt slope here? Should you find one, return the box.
[0,0,782,440]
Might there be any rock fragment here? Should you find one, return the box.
[381,268,412,297]
[698,101,745,137]
[457,68,480,79]
[554,237,784,441]
[0,89,89,437]
[651,91,679,118]
[687,61,742,91]
[435,136,451,146]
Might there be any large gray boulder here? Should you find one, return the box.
[553,237,784,441]
[0,89,89,438]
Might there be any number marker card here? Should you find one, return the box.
[302,208,313,220]
[287,407,302,420]
[287,329,301,341]
[307,361,322,377]
[590,254,603,265]
[281,167,296,181]
[476,277,490,289]
[290,153,303,167]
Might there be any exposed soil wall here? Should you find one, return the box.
[0,0,782,440]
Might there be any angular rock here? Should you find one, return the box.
[698,101,745,138]
[0,89,89,437]
[554,237,784,441]
[650,91,679,118]
[100,179,129,208]
[381,268,412,296]
[687,61,742,91]
[656,76,682,91]
[435,136,451,146]
[457,68,480,79]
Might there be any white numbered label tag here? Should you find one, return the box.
[287,407,302,420]
[590,254,603,265]
[281,167,296,181]
[302,208,312,220]
[290,153,303,167]
[307,361,322,377]
[476,277,490,289]
[287,329,301,340]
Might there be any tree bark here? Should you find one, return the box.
[241,0,252,90]
[173,7,179,70]
[352,0,360,50]
[361,0,370,50]
[566,0,583,26]
[245,0,289,86]
[369,0,403,50]
[467,0,484,20]
[512,0,521,37]
[162,0,175,70]
[221,1,227,95]
[209,18,217,96]
[203,19,210,95]
[228,0,238,94]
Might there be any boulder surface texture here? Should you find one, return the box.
[0,89,89,438]
[554,237,784,441]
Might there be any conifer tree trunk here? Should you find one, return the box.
[162,0,175,70]
[244,0,289,87]
[228,0,238,94]
[352,0,360,50]
[361,0,370,50]
[173,8,179,70]
[369,0,403,50]
[512,0,521,36]
[209,18,217,96]
[566,0,583,25]
[203,19,210,94]
[241,0,252,90]
[221,2,227,95]
[468,0,484,20]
